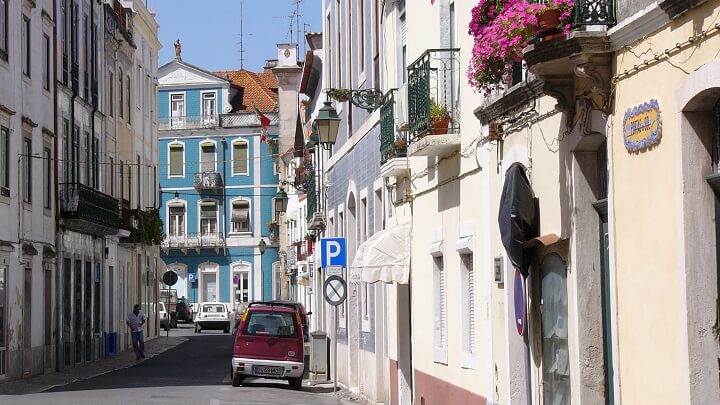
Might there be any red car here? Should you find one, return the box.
[231,302,305,390]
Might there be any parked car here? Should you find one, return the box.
[159,302,170,331]
[159,289,179,328]
[267,300,310,342]
[195,302,231,333]
[230,302,304,389]
[176,298,193,323]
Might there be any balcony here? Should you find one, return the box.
[380,90,406,165]
[161,232,225,252]
[159,112,280,131]
[193,172,223,191]
[407,49,461,158]
[60,183,120,236]
[120,202,163,245]
[523,0,616,112]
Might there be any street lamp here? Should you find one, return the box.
[314,101,340,148]
[258,239,267,255]
[274,189,289,222]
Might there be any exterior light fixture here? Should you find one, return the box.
[258,239,267,255]
[314,101,341,147]
[274,189,289,221]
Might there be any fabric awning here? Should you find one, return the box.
[350,225,411,284]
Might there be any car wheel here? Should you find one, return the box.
[232,373,244,387]
[289,377,302,391]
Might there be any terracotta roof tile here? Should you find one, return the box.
[214,69,278,113]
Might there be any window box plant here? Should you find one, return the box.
[327,88,352,102]
[429,99,452,135]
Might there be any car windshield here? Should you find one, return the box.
[243,311,297,337]
[203,304,225,313]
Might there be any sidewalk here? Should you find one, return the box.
[305,381,372,404]
[0,336,187,396]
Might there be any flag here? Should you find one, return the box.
[254,106,271,142]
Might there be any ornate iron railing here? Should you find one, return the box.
[531,0,615,27]
[407,49,461,144]
[161,232,225,249]
[193,172,223,190]
[159,113,280,130]
[380,90,405,165]
[305,166,316,224]
[60,183,120,233]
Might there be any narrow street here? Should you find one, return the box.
[7,325,343,405]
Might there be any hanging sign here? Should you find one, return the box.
[514,269,526,336]
[624,99,662,152]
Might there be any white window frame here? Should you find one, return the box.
[230,261,251,309]
[166,199,187,239]
[198,199,219,236]
[229,197,252,235]
[430,229,447,364]
[199,139,218,173]
[167,140,185,178]
[169,91,186,127]
[199,262,219,303]
[201,90,217,117]
[457,222,477,369]
[272,261,282,300]
[231,138,250,176]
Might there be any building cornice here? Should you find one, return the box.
[608,2,670,50]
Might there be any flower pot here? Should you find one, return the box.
[537,9,562,33]
[488,121,503,142]
[431,117,451,135]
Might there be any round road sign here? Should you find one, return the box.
[162,270,179,287]
[323,275,347,306]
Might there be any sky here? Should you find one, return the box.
[148,0,323,72]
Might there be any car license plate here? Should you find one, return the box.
[253,366,284,376]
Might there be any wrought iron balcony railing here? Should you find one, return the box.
[193,172,223,191]
[159,112,280,130]
[407,48,461,144]
[161,232,226,249]
[531,0,615,27]
[60,183,120,235]
[380,90,406,165]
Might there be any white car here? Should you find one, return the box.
[195,302,231,333]
[159,302,170,331]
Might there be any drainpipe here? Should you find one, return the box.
[221,138,227,257]
[89,0,97,191]
[52,0,62,372]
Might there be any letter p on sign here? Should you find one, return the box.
[320,238,347,269]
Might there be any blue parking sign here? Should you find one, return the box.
[188,273,196,283]
[320,238,347,269]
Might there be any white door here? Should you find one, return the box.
[170,94,185,128]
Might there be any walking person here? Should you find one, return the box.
[127,304,147,360]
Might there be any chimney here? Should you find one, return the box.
[276,43,298,68]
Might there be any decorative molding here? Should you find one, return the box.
[42,127,55,137]
[659,0,708,19]
[608,2,670,49]
[523,31,611,69]
[21,116,38,128]
[474,79,545,125]
[0,105,16,116]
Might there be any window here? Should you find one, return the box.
[108,156,114,196]
[200,142,216,173]
[461,253,476,360]
[0,126,8,196]
[168,204,185,237]
[126,75,131,124]
[22,15,30,77]
[433,255,447,363]
[236,271,250,303]
[43,34,51,90]
[92,137,99,189]
[361,197,368,241]
[231,200,251,233]
[170,93,185,127]
[23,137,32,203]
[202,92,216,117]
[44,269,51,347]
[43,147,51,209]
[71,1,78,66]
[83,131,90,185]
[243,311,298,337]
[0,0,7,61]
[232,140,249,175]
[374,188,383,232]
[201,267,218,302]
[359,0,365,73]
[23,268,31,352]
[540,254,570,404]
[0,265,5,375]
[118,70,123,119]
[168,143,184,177]
[108,72,114,117]
[200,201,218,235]
[83,13,89,98]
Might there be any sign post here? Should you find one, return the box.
[323,275,347,393]
[319,238,347,392]
[162,270,178,338]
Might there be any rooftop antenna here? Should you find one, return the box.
[237,0,252,69]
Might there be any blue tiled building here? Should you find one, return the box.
[157,58,281,308]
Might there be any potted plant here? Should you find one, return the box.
[327,88,352,102]
[535,0,575,40]
[429,99,452,135]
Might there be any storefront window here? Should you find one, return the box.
[541,253,570,405]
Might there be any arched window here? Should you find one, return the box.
[231,199,251,233]
[199,140,216,173]
[232,139,249,175]
[168,141,185,177]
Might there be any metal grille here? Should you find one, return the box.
[407,49,461,144]
[380,91,403,164]
[574,0,616,26]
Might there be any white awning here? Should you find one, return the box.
[350,225,411,284]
